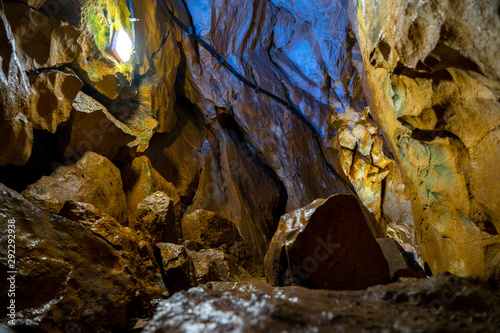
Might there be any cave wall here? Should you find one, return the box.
[351,0,500,281]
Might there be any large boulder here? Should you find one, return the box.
[181,209,243,248]
[62,91,136,162]
[264,194,390,290]
[155,243,198,293]
[136,192,178,246]
[0,183,165,332]
[3,2,79,70]
[121,156,180,227]
[22,151,128,223]
[27,70,83,133]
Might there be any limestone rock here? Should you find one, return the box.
[186,248,252,284]
[108,100,158,153]
[58,200,167,298]
[376,237,426,281]
[121,156,180,226]
[138,74,178,133]
[62,91,135,162]
[3,2,79,70]
[0,183,165,332]
[22,151,128,223]
[18,0,46,9]
[164,0,357,218]
[27,70,83,133]
[181,210,243,249]
[136,192,178,245]
[142,274,500,333]
[72,0,134,99]
[353,0,500,280]
[155,243,197,292]
[264,194,390,290]
[0,1,33,166]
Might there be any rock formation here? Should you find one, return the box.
[351,0,500,281]
[264,194,390,289]
[0,0,499,331]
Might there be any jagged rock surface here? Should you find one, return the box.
[22,151,128,223]
[265,194,390,290]
[0,184,166,333]
[136,191,178,245]
[377,237,426,281]
[62,91,136,161]
[352,0,500,280]
[142,274,500,333]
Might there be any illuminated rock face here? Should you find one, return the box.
[0,0,500,331]
[351,0,500,281]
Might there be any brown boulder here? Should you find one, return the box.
[136,192,178,245]
[108,101,158,153]
[0,183,165,332]
[264,194,390,290]
[27,70,83,133]
[4,2,79,70]
[376,237,426,281]
[181,209,243,248]
[58,200,167,298]
[155,243,197,292]
[186,248,252,284]
[22,151,128,223]
[62,91,136,162]
[121,156,180,227]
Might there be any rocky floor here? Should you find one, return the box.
[142,274,500,333]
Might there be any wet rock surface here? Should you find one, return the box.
[22,151,129,223]
[63,91,136,161]
[352,0,500,279]
[265,194,390,290]
[377,237,427,281]
[143,274,500,333]
[136,191,178,245]
[182,209,243,249]
[0,184,166,333]
[0,0,499,331]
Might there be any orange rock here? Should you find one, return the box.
[22,151,129,224]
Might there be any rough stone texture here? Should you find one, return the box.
[0,1,33,166]
[182,209,243,248]
[121,156,180,227]
[22,151,128,223]
[138,74,178,133]
[3,2,79,71]
[136,192,178,246]
[0,184,166,332]
[186,248,252,284]
[163,0,356,215]
[71,0,134,100]
[108,100,159,153]
[142,274,500,333]
[377,237,426,281]
[265,194,390,290]
[27,70,83,133]
[62,91,136,161]
[353,0,500,281]
[155,243,198,293]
